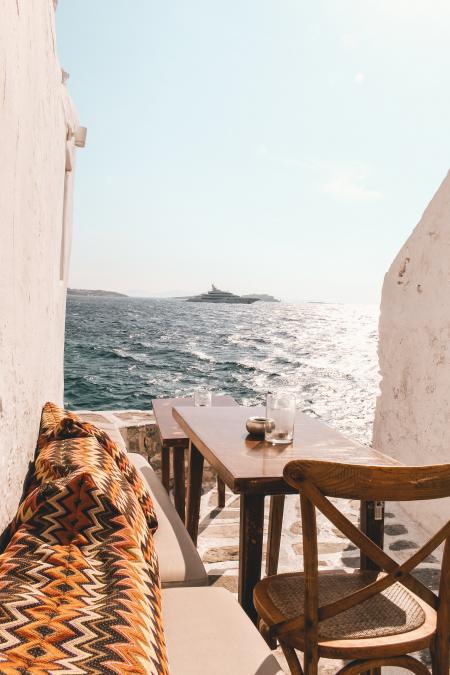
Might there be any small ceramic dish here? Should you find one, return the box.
[245,416,273,438]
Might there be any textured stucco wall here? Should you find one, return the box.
[0,0,79,533]
[373,171,450,533]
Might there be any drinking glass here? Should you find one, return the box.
[194,389,212,407]
[265,392,296,444]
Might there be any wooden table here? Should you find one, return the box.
[152,395,237,521]
[173,405,400,623]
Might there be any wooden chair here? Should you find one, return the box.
[253,460,450,674]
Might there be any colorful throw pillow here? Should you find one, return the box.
[34,437,155,569]
[38,402,158,534]
[0,472,169,675]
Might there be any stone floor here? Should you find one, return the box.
[76,409,443,674]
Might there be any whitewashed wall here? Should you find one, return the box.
[0,0,80,533]
[374,171,450,534]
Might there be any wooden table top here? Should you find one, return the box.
[172,405,401,494]
[152,395,237,447]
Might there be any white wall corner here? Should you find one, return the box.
[373,170,450,533]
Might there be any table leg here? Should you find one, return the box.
[217,476,226,508]
[238,494,265,624]
[161,446,171,494]
[360,501,384,571]
[266,495,285,576]
[185,443,204,545]
[173,448,186,523]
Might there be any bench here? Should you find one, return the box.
[85,415,284,674]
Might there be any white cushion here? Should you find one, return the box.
[162,587,284,674]
[128,453,208,588]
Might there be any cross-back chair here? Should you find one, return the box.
[254,460,450,674]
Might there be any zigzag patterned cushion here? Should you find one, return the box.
[38,402,158,534]
[0,472,169,674]
[36,443,156,568]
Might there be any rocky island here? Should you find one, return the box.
[68,288,128,297]
[242,293,280,302]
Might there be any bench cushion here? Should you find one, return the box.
[34,417,156,567]
[0,472,169,674]
[38,402,158,534]
[129,453,208,588]
[162,587,283,674]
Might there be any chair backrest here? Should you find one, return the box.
[279,459,450,663]
[285,460,450,502]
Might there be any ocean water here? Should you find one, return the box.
[64,297,380,444]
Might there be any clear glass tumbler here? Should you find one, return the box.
[194,389,212,407]
[265,392,296,444]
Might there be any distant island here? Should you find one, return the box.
[242,294,280,302]
[67,288,128,298]
[67,288,280,301]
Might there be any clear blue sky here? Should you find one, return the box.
[57,1,450,303]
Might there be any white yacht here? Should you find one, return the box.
[187,284,259,304]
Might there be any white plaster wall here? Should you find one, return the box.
[0,0,79,533]
[374,171,450,533]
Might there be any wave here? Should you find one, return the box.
[64,297,379,445]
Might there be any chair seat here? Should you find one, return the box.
[256,570,432,642]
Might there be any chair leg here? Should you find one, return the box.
[257,618,277,650]
[431,633,449,674]
[302,650,318,675]
[279,640,304,675]
[335,655,430,675]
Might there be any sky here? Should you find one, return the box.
[57,1,450,303]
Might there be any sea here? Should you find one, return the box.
[64,297,380,445]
